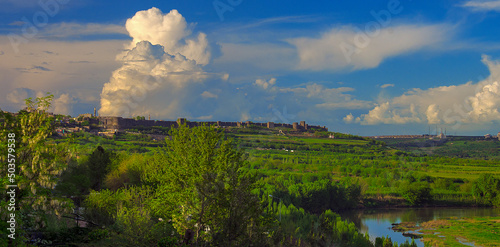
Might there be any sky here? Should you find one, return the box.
[1,0,500,136]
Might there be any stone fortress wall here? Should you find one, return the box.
[94,116,328,132]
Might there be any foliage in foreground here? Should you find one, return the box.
[0,94,74,245]
[84,124,267,246]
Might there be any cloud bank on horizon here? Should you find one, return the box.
[346,56,500,131]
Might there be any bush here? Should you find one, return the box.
[84,189,121,226]
[88,228,110,241]
[112,206,157,247]
[472,174,500,206]
[105,153,147,190]
[400,181,432,205]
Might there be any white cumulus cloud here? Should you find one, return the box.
[125,8,210,65]
[462,0,500,12]
[99,41,208,117]
[380,83,395,88]
[6,88,37,105]
[343,113,355,123]
[426,104,441,124]
[254,78,276,90]
[52,94,75,115]
[350,55,500,131]
[99,8,212,118]
[201,91,218,99]
[288,24,452,71]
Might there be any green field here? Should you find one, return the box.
[296,137,368,145]
[382,137,500,159]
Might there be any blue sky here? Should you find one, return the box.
[1,0,500,135]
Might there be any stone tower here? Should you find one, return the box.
[177,118,186,126]
[300,121,307,130]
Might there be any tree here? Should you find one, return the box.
[144,124,265,246]
[0,94,74,240]
[55,158,91,199]
[87,146,113,191]
[473,174,500,206]
[400,181,432,205]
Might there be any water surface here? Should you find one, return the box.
[340,207,500,247]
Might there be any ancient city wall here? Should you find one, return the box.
[97,116,328,132]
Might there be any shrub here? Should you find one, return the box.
[472,174,500,206]
[400,181,433,205]
[112,206,156,247]
[104,154,147,190]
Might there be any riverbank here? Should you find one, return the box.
[340,207,500,247]
[405,216,500,247]
[360,194,488,209]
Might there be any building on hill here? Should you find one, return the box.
[95,116,328,132]
[438,132,446,139]
[78,113,93,119]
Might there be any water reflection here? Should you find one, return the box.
[340,207,500,247]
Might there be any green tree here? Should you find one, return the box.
[87,146,113,191]
[400,181,432,205]
[0,94,74,242]
[55,158,91,198]
[472,174,500,206]
[144,124,265,246]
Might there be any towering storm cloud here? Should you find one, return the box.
[99,8,211,117]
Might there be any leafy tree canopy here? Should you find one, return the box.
[143,124,264,246]
[0,94,74,234]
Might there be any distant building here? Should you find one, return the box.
[78,113,92,119]
[485,134,492,139]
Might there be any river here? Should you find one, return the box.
[340,207,500,247]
